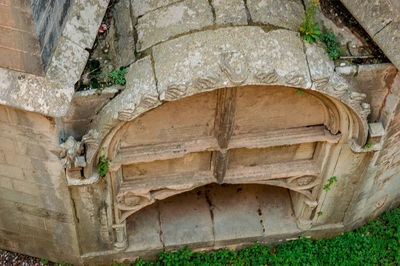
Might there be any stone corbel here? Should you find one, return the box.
[60,130,101,186]
[350,122,385,153]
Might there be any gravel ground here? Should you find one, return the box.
[0,249,56,266]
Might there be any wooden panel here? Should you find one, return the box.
[123,152,211,181]
[228,142,317,169]
[120,90,217,147]
[233,86,325,135]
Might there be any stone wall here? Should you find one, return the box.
[0,105,80,264]
[0,0,42,75]
[30,0,72,70]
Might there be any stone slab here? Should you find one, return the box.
[212,0,248,26]
[131,0,181,17]
[208,184,264,245]
[136,0,213,51]
[126,204,163,252]
[45,36,89,88]
[61,0,109,49]
[159,187,214,249]
[153,27,311,101]
[374,21,400,70]
[305,41,334,84]
[256,185,299,236]
[247,0,304,31]
[0,68,74,117]
[340,0,395,36]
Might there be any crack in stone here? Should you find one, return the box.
[204,187,216,242]
[156,202,166,250]
[243,0,253,24]
[373,20,393,38]
[149,50,161,100]
[208,0,217,25]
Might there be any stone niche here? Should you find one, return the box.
[71,84,372,259]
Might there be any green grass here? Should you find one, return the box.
[133,207,400,265]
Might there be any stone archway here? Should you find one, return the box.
[106,85,344,249]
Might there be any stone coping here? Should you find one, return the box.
[0,0,110,117]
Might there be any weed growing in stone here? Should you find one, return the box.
[108,67,127,86]
[323,176,337,191]
[317,211,323,216]
[300,0,321,43]
[364,140,372,149]
[321,30,342,60]
[97,155,110,177]
[134,206,400,265]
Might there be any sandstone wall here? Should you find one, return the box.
[0,105,80,264]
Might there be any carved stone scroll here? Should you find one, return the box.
[219,51,248,85]
[255,69,279,84]
[60,136,86,169]
[112,222,128,250]
[164,83,187,101]
[285,71,305,87]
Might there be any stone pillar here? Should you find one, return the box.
[112,221,128,250]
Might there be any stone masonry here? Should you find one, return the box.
[0,0,400,264]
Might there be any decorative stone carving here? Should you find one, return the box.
[360,103,371,121]
[192,75,219,90]
[118,108,136,121]
[255,69,279,84]
[285,71,305,87]
[164,83,187,101]
[349,91,367,109]
[313,77,330,90]
[82,129,99,166]
[116,192,148,210]
[219,51,248,85]
[140,94,159,108]
[60,136,86,169]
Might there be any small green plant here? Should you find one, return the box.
[323,176,337,191]
[296,88,305,96]
[41,258,49,265]
[364,140,372,149]
[317,211,323,216]
[108,67,127,86]
[321,30,342,60]
[300,0,321,43]
[97,155,110,177]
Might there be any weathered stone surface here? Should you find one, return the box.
[0,68,74,117]
[159,188,214,249]
[131,0,181,17]
[62,88,118,139]
[340,0,395,36]
[92,56,160,139]
[46,36,89,88]
[153,27,311,101]
[340,0,400,69]
[209,185,264,245]
[126,205,163,252]
[304,41,334,87]
[136,0,213,51]
[212,0,248,26]
[112,0,136,67]
[374,21,400,70]
[62,0,109,49]
[247,0,304,31]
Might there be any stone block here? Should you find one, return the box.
[0,176,12,190]
[46,36,89,87]
[374,21,400,71]
[212,0,248,26]
[0,5,36,33]
[12,179,40,197]
[159,188,214,249]
[340,0,395,36]
[131,0,181,17]
[112,0,136,67]
[0,136,15,152]
[256,185,299,236]
[304,41,334,84]
[126,204,163,252]
[153,27,311,101]
[62,0,109,49]
[136,0,213,51]
[208,184,264,245]
[93,56,160,139]
[247,0,304,31]
[0,163,24,179]
[0,187,39,206]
